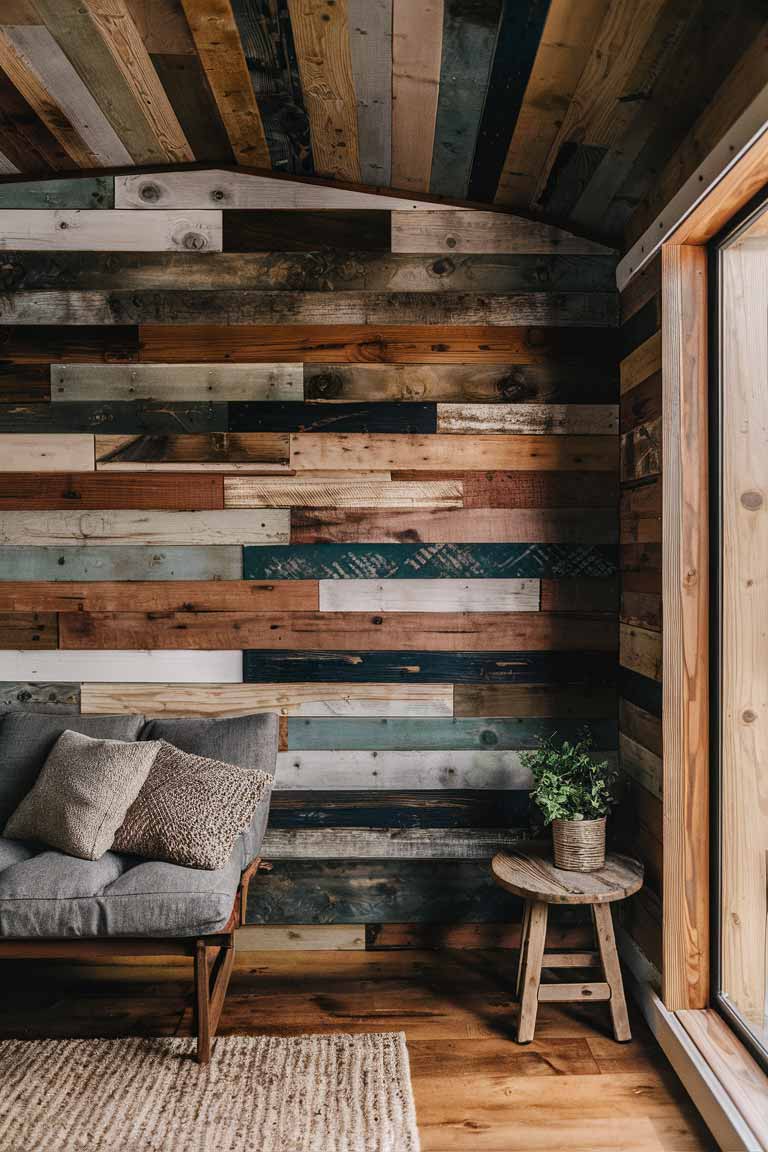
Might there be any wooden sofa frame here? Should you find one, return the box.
[0,857,264,1064]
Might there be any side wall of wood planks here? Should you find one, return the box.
[0,169,620,946]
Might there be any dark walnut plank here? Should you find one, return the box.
[58,611,617,651]
[94,433,290,469]
[620,418,661,482]
[0,71,71,173]
[150,53,233,164]
[0,402,228,434]
[269,789,531,829]
[395,471,619,508]
[0,325,139,364]
[0,612,58,649]
[619,667,662,719]
[0,581,318,613]
[620,296,660,358]
[228,402,437,433]
[540,578,618,613]
[0,473,224,510]
[288,508,618,545]
[620,371,661,433]
[0,365,50,402]
[139,324,619,364]
[223,211,391,251]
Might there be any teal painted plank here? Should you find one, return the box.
[244,543,616,579]
[287,717,617,750]
[0,547,242,581]
[0,177,113,208]
[430,0,503,198]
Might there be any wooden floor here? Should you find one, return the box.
[0,949,714,1151]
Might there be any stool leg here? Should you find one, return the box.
[592,903,631,1042]
[515,899,531,999]
[517,901,547,1044]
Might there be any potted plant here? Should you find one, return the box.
[520,729,618,872]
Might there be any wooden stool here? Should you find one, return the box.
[491,846,643,1044]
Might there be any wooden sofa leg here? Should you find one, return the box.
[194,935,236,1064]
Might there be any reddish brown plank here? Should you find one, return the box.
[0,581,318,613]
[0,473,224,509]
[290,508,617,545]
[0,612,57,648]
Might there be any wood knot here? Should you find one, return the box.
[741,490,763,510]
[139,183,161,203]
[210,189,227,202]
[742,709,757,724]
[182,232,207,251]
[445,235,457,249]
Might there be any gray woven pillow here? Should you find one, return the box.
[113,741,274,871]
[3,730,162,861]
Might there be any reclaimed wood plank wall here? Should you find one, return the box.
[0,168,620,945]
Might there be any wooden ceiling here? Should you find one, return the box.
[0,0,763,245]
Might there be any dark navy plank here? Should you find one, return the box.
[244,543,616,580]
[229,402,436,434]
[619,667,662,719]
[468,0,551,202]
[0,402,227,434]
[244,650,617,683]
[268,789,532,829]
[286,717,618,751]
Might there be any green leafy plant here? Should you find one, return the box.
[520,729,618,824]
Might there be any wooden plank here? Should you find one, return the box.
[0,681,79,713]
[621,589,661,632]
[621,418,662,482]
[0,210,222,252]
[455,471,618,509]
[286,0,360,181]
[80,682,453,716]
[243,650,616,683]
[366,920,593,949]
[0,509,288,546]
[0,325,139,365]
[290,433,618,472]
[0,581,317,613]
[0,177,113,209]
[436,404,618,435]
[620,372,661,434]
[0,473,223,510]
[261,828,527,859]
[0,70,70,173]
[139,323,616,364]
[222,210,389,252]
[95,433,290,471]
[621,297,660,358]
[51,363,303,402]
[245,542,616,579]
[286,716,615,751]
[348,0,391,185]
[0,546,242,581]
[454,683,616,719]
[619,697,662,758]
[620,623,662,682]
[228,401,436,433]
[179,0,270,166]
[273,749,532,790]
[540,578,618,613]
[620,732,662,801]
[619,667,662,720]
[1,650,243,682]
[620,333,661,395]
[391,210,614,256]
[269,789,531,829]
[0,401,228,435]
[620,252,661,324]
[150,51,233,164]
[391,0,442,193]
[234,925,365,950]
[428,0,502,199]
[0,613,57,649]
[289,508,617,545]
[318,579,539,613]
[226,478,462,509]
[59,610,615,652]
[0,435,93,472]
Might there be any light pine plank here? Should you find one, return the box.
[287,0,361,182]
[620,622,662,682]
[80,682,454,716]
[391,210,614,255]
[261,828,526,859]
[0,210,222,252]
[234,924,365,950]
[620,732,662,800]
[318,579,540,613]
[274,749,533,789]
[224,477,463,509]
[437,404,618,435]
[114,170,453,210]
[289,433,618,472]
[620,331,661,395]
[0,546,242,581]
[1,650,243,682]
[391,0,443,193]
[348,0,391,185]
[0,581,317,612]
[51,363,303,402]
[0,509,288,546]
[179,0,270,167]
[95,433,290,471]
[0,435,93,472]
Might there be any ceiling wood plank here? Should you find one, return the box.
[123,0,197,54]
[287,0,361,182]
[0,71,70,173]
[180,0,270,168]
[348,0,391,186]
[150,51,234,163]
[391,0,442,194]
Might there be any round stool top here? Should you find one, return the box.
[491,845,643,905]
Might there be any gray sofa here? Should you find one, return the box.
[0,710,278,1062]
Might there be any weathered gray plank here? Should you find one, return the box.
[392,210,615,255]
[348,0,392,185]
[261,828,527,860]
[0,210,222,252]
[0,547,242,581]
[437,403,618,435]
[0,509,288,546]
[0,650,243,683]
[51,363,303,402]
[0,177,113,209]
[0,435,93,472]
[275,749,532,789]
[0,681,80,714]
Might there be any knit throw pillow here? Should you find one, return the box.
[113,741,274,871]
[3,730,162,861]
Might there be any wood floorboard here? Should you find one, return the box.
[0,951,713,1150]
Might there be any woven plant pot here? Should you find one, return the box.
[552,817,606,872]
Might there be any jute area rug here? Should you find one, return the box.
[0,1032,420,1152]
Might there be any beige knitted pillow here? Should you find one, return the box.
[113,741,273,871]
[3,730,162,861]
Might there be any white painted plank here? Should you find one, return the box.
[0,435,94,472]
[437,404,619,436]
[261,828,527,860]
[2,651,243,683]
[275,750,533,790]
[80,682,454,717]
[224,478,463,509]
[51,363,304,402]
[0,509,289,546]
[235,925,365,951]
[0,210,222,251]
[319,579,540,613]
[114,170,459,210]
[391,209,615,255]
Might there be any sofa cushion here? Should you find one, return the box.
[0,838,241,938]
[140,714,277,868]
[0,713,145,829]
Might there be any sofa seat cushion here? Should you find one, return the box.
[0,838,241,938]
